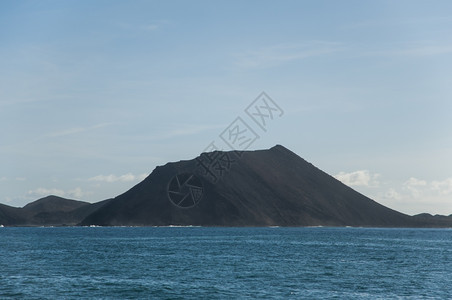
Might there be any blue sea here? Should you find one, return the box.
[0,227,451,299]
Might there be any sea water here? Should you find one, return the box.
[0,227,451,299]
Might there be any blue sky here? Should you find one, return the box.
[1,0,451,215]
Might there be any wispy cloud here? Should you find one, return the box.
[161,124,226,139]
[27,187,85,199]
[68,187,84,199]
[117,20,170,33]
[46,123,113,138]
[385,188,402,200]
[401,177,452,199]
[234,41,343,69]
[364,176,452,215]
[88,173,149,183]
[363,41,452,58]
[403,177,428,198]
[141,24,159,31]
[431,178,452,195]
[334,170,380,187]
[384,177,452,203]
[0,177,26,183]
[142,124,226,141]
[397,45,452,56]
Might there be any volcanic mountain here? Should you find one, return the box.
[79,145,446,227]
[2,145,451,227]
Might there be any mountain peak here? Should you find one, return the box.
[80,144,431,227]
[270,144,287,150]
[268,144,299,157]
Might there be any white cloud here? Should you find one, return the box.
[394,45,452,57]
[405,177,427,186]
[27,187,85,199]
[28,188,66,198]
[234,41,343,69]
[142,24,158,31]
[117,21,168,33]
[380,177,452,214]
[334,170,380,187]
[431,178,452,195]
[145,124,226,141]
[67,187,84,199]
[46,123,113,138]
[164,124,225,138]
[403,177,428,198]
[385,188,402,200]
[88,173,149,183]
[0,177,7,181]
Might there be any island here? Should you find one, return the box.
[1,145,451,227]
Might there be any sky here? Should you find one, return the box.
[1,0,451,215]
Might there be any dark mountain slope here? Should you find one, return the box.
[19,196,90,226]
[68,199,112,223]
[22,195,89,214]
[0,203,26,226]
[413,213,452,227]
[0,196,111,226]
[80,145,423,227]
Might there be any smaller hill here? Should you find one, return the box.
[0,196,111,226]
[22,195,90,214]
[413,213,452,227]
[0,203,26,226]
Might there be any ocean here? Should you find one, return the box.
[0,227,451,299]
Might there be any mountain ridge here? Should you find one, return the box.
[79,145,451,227]
[1,145,451,227]
[0,196,111,226]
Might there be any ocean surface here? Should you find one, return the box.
[0,227,451,299]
